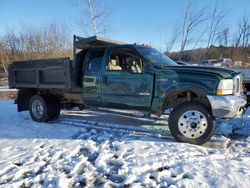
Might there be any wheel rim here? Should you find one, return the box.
[31,99,44,119]
[178,110,208,139]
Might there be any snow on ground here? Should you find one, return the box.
[0,86,17,92]
[0,100,250,188]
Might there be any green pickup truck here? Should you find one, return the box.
[8,36,247,144]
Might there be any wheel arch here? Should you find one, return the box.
[162,87,212,112]
[17,88,61,112]
[17,88,37,112]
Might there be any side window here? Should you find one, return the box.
[85,50,104,72]
[107,48,143,73]
[88,57,102,71]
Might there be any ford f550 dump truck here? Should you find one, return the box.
[8,36,247,144]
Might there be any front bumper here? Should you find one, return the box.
[207,95,247,118]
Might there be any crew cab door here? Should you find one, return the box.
[82,49,104,106]
[101,46,154,109]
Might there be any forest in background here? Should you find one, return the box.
[166,46,250,67]
[0,23,72,78]
[164,0,250,66]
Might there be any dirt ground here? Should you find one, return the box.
[0,91,17,99]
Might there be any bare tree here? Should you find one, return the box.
[0,41,9,74]
[19,23,71,54]
[3,30,22,56]
[233,14,250,59]
[76,0,113,36]
[223,28,229,47]
[165,24,180,52]
[178,0,207,59]
[216,27,230,58]
[217,28,229,46]
[205,1,228,57]
[87,0,98,35]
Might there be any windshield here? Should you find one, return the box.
[137,47,177,66]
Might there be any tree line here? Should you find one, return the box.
[0,23,72,77]
[165,1,250,66]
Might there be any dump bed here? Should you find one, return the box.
[8,57,73,89]
[8,36,123,91]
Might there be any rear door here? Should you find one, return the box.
[101,46,154,109]
[82,49,104,106]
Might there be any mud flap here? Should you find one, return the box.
[17,89,36,112]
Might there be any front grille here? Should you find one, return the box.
[233,74,243,95]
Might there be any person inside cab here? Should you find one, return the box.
[108,58,122,71]
[130,60,142,73]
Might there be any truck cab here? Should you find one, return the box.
[82,45,156,110]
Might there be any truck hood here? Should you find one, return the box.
[154,65,240,79]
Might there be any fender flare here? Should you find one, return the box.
[161,86,212,110]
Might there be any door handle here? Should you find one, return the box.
[83,76,96,86]
[103,76,108,83]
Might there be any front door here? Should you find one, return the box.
[101,47,153,110]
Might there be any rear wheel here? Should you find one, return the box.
[29,95,50,122]
[168,101,215,145]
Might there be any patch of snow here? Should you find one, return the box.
[0,86,17,92]
[216,121,233,136]
[215,107,250,137]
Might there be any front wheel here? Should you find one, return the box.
[168,102,215,145]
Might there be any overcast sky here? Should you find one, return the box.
[0,0,249,51]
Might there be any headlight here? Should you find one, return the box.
[216,79,233,95]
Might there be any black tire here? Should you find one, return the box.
[168,101,215,145]
[29,95,50,122]
[47,96,61,121]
